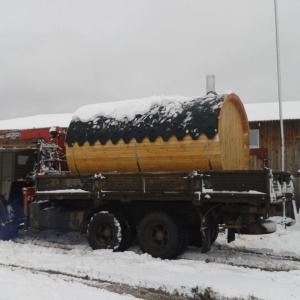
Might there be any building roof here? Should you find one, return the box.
[0,114,72,130]
[0,99,299,131]
[244,101,300,122]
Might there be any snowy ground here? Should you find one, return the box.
[0,217,299,300]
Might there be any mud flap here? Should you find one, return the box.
[227,229,235,243]
[201,218,212,253]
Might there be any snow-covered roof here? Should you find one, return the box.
[0,113,72,130]
[244,101,300,122]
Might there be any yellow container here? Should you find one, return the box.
[66,93,250,174]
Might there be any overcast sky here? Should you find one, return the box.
[0,0,299,120]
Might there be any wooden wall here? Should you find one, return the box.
[250,120,300,173]
[250,120,300,205]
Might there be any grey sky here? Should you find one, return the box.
[0,0,299,120]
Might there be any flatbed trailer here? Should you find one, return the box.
[22,168,293,259]
[0,94,295,259]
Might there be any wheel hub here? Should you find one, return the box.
[103,228,112,238]
[155,230,165,241]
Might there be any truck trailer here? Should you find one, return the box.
[0,93,294,259]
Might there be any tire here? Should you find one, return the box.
[174,217,189,256]
[88,211,124,251]
[116,213,134,251]
[0,223,19,240]
[0,194,9,223]
[177,226,189,256]
[189,223,218,247]
[137,212,181,259]
[211,223,219,244]
[0,195,18,240]
[188,226,202,248]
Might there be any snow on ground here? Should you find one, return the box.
[0,267,137,300]
[0,217,299,300]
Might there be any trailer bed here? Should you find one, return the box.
[35,169,292,205]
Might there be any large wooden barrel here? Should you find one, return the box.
[66,93,250,174]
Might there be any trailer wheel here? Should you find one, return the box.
[189,226,202,248]
[189,223,218,248]
[174,217,189,256]
[211,223,219,244]
[116,213,134,251]
[137,212,181,259]
[88,211,123,251]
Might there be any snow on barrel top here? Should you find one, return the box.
[67,94,225,147]
[72,95,194,123]
[66,93,250,174]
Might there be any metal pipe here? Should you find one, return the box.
[282,200,286,229]
[206,75,215,94]
[274,0,285,171]
[292,200,299,224]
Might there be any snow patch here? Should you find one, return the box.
[36,189,90,194]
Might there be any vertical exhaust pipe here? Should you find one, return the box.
[206,75,215,94]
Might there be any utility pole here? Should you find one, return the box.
[274,0,285,171]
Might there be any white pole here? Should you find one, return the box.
[292,200,299,224]
[274,0,285,171]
